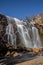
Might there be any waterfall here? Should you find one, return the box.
[3,16,17,48]
[32,26,42,48]
[4,16,42,49]
[5,23,17,48]
[14,18,33,48]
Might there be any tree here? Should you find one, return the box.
[25,16,31,23]
[41,17,43,23]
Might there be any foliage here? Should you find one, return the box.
[25,16,31,23]
[40,31,43,38]
[41,17,43,23]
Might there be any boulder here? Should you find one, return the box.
[33,48,42,53]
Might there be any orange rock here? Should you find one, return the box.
[5,51,10,56]
[33,48,42,53]
[13,52,19,57]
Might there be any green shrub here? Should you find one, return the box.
[40,31,43,38]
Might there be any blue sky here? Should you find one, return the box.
[0,0,43,19]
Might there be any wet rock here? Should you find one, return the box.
[13,52,19,57]
[0,14,8,56]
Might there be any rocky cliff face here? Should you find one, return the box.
[0,14,8,56]
[33,14,43,23]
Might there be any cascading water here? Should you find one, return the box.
[3,16,17,48]
[14,18,33,48]
[5,24,16,48]
[4,16,42,49]
[32,26,42,48]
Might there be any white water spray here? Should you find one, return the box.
[5,23,17,48]
[14,18,32,48]
[32,26,42,48]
